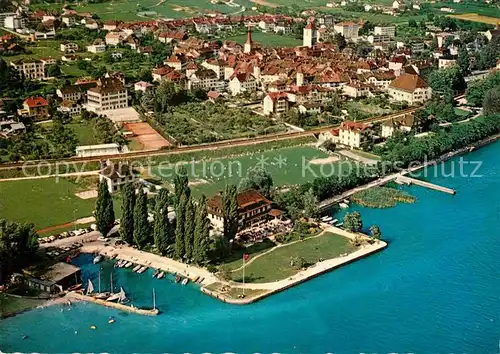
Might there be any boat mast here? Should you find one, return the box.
[110,272,113,293]
[98,270,101,293]
[153,288,156,310]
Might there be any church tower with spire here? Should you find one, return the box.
[303,21,316,48]
[244,27,253,54]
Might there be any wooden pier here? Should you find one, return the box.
[66,292,159,316]
[396,175,456,195]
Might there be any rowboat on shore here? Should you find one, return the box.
[157,272,165,279]
[137,266,148,274]
[132,265,141,272]
[124,262,133,268]
[339,202,349,209]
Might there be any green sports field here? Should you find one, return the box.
[151,145,353,196]
[0,178,122,231]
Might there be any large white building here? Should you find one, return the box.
[388,74,432,105]
[334,22,360,40]
[86,77,128,112]
[374,26,396,38]
[10,58,45,80]
[228,72,257,96]
[338,121,371,148]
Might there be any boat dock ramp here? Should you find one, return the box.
[395,175,456,195]
[66,291,159,316]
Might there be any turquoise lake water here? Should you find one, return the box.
[1,142,499,353]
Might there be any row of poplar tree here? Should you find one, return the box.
[94,166,240,265]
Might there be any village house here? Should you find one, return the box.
[263,92,289,115]
[14,262,81,294]
[60,42,79,53]
[57,100,81,116]
[152,66,185,83]
[374,25,396,38]
[105,31,123,46]
[103,20,119,31]
[87,40,106,53]
[338,120,371,148]
[381,114,415,138]
[61,14,77,27]
[187,68,224,91]
[134,81,154,93]
[57,84,84,101]
[17,96,49,120]
[207,189,273,230]
[86,77,128,112]
[388,73,432,105]
[158,31,187,44]
[164,55,186,72]
[342,82,371,98]
[99,162,136,193]
[83,19,99,30]
[228,72,258,96]
[10,58,45,80]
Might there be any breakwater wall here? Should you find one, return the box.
[66,292,159,316]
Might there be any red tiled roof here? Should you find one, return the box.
[389,73,428,92]
[24,96,48,108]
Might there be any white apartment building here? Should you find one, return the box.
[86,78,128,112]
[228,73,257,96]
[334,21,360,40]
[338,121,371,148]
[10,59,45,80]
[374,26,396,38]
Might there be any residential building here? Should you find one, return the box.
[60,42,79,53]
[99,162,136,193]
[61,15,77,27]
[134,81,154,93]
[374,26,396,38]
[10,58,45,80]
[381,114,414,138]
[228,72,257,96]
[0,120,26,138]
[17,96,49,120]
[86,77,128,112]
[164,55,185,71]
[57,100,81,116]
[57,84,84,101]
[105,32,123,46]
[342,83,370,98]
[263,92,289,115]
[207,189,273,230]
[388,73,432,105]
[87,40,106,53]
[338,121,371,148]
[4,15,24,30]
[187,68,224,91]
[158,31,187,43]
[438,57,457,69]
[334,22,360,40]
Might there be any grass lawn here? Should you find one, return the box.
[151,145,354,196]
[224,32,302,47]
[454,107,471,117]
[203,282,268,300]
[0,178,122,230]
[351,149,381,161]
[231,232,356,283]
[346,101,394,116]
[67,121,99,146]
[0,293,45,318]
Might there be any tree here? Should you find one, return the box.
[95,180,115,237]
[457,46,470,75]
[483,87,500,116]
[238,166,273,198]
[173,165,190,205]
[302,188,317,219]
[333,33,347,51]
[344,211,363,233]
[369,225,382,239]
[133,190,151,248]
[408,19,417,28]
[119,183,136,244]
[153,188,171,255]
[174,193,187,260]
[222,184,239,241]
[0,220,39,285]
[46,64,61,78]
[184,196,195,262]
[193,195,210,265]
[428,66,466,96]
[290,256,307,270]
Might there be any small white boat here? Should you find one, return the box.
[106,292,121,302]
[137,266,147,274]
[93,255,103,264]
[86,279,95,295]
[132,265,141,272]
[335,222,344,227]
[181,278,188,285]
[321,216,333,222]
[124,262,133,268]
[339,202,349,209]
[343,199,350,204]
[157,272,165,279]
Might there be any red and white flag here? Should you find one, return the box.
[243,253,249,262]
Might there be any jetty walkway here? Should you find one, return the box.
[395,175,456,194]
[66,292,159,316]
